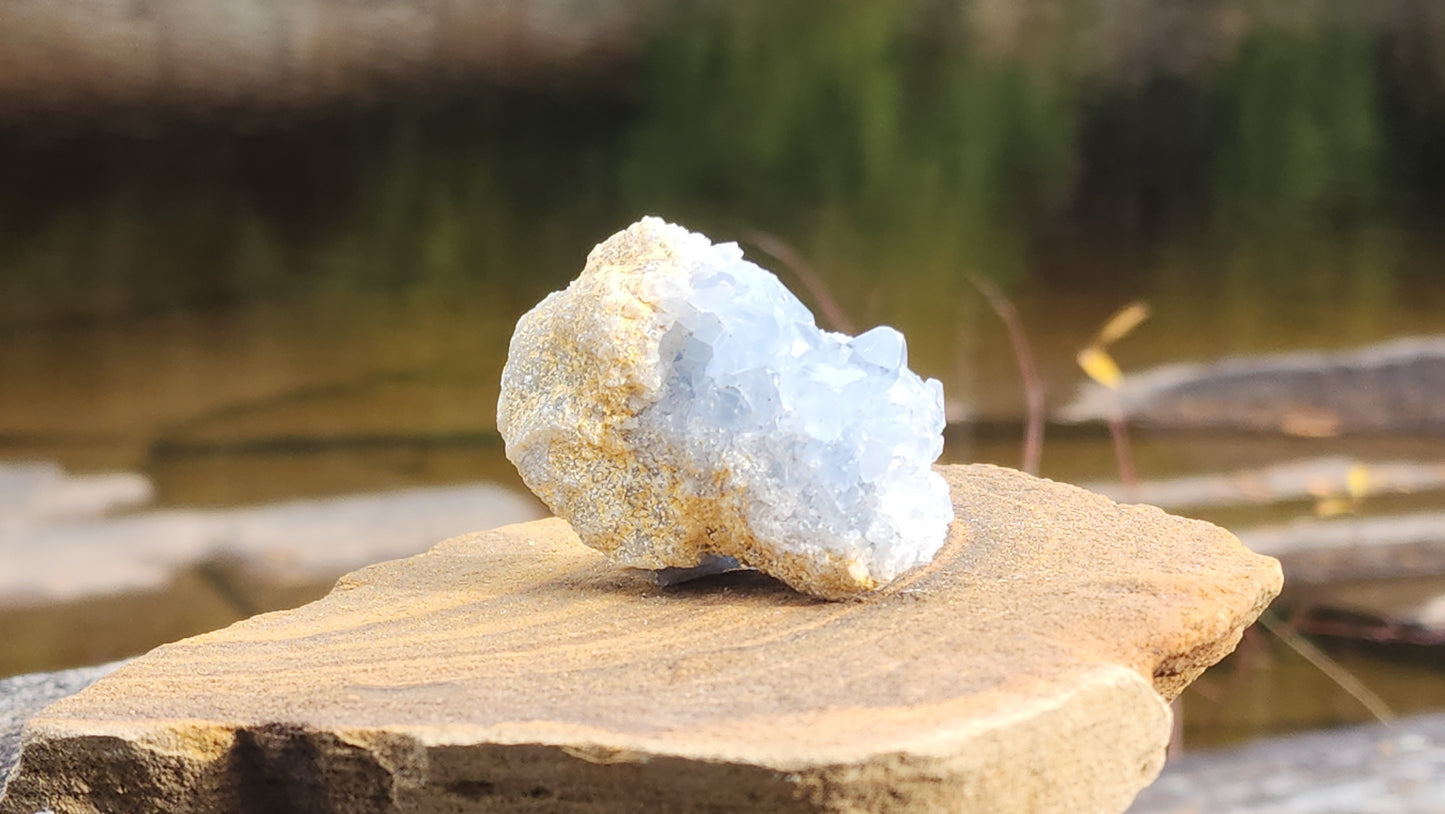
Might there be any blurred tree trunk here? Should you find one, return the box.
[0,0,653,122]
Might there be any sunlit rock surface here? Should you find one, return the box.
[0,465,1284,814]
[498,217,951,598]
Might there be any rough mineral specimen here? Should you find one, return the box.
[497,217,952,599]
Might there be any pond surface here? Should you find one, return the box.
[3,0,1445,749]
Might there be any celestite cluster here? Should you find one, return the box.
[497,217,952,599]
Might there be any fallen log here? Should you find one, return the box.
[0,0,651,122]
[1061,337,1445,436]
[0,462,544,606]
[1079,456,1445,511]
[1239,512,1445,587]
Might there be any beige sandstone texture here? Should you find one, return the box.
[0,464,1281,814]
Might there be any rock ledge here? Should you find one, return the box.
[0,464,1281,814]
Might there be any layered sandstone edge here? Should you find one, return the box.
[0,464,1282,814]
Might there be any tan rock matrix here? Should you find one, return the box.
[498,218,952,599]
[0,465,1282,814]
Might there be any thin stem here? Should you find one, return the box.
[968,275,1045,475]
[1258,611,1395,724]
[1168,697,1184,758]
[1107,411,1137,500]
[743,231,857,335]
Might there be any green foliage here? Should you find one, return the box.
[623,0,1079,283]
[0,0,1438,338]
[1211,16,1383,233]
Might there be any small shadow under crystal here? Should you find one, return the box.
[649,556,744,586]
[638,557,799,596]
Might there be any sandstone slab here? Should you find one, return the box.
[0,661,127,790]
[0,464,1281,814]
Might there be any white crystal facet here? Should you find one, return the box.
[497,217,953,599]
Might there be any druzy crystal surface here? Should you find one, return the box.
[497,217,952,599]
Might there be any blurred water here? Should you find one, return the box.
[2,0,1445,745]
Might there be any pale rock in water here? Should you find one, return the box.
[497,217,952,598]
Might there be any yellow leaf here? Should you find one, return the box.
[1095,301,1151,347]
[1077,346,1122,389]
[1346,464,1371,500]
